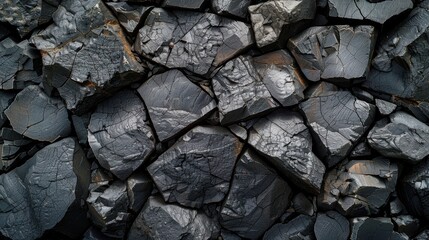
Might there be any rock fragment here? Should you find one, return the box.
[350,141,372,159]
[392,215,420,237]
[0,91,15,128]
[263,215,315,240]
[414,230,429,240]
[292,193,315,216]
[211,0,251,18]
[0,0,45,37]
[162,0,206,9]
[375,99,397,115]
[350,218,394,240]
[314,211,349,240]
[127,173,153,212]
[106,2,152,34]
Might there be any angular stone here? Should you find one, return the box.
[0,138,90,240]
[328,0,413,24]
[106,2,152,34]
[350,218,394,240]
[134,8,253,75]
[253,50,307,106]
[138,70,216,141]
[263,215,315,240]
[148,126,243,208]
[212,55,278,125]
[350,141,372,158]
[288,25,376,83]
[249,0,316,49]
[368,111,429,163]
[392,215,420,237]
[319,158,398,216]
[5,85,71,142]
[314,211,349,240]
[211,0,251,18]
[88,90,155,180]
[248,110,325,194]
[128,196,220,239]
[375,99,397,115]
[71,113,91,145]
[300,82,376,167]
[0,91,15,128]
[220,149,292,239]
[127,173,153,212]
[0,0,42,37]
[292,193,315,216]
[162,0,206,9]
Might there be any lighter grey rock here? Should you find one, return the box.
[127,173,153,212]
[263,215,315,240]
[211,0,251,18]
[314,211,349,240]
[375,99,397,115]
[106,2,152,34]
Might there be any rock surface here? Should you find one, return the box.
[314,211,349,240]
[263,215,315,240]
[211,0,251,18]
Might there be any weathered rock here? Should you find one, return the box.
[288,25,376,83]
[319,158,398,216]
[88,90,155,180]
[212,55,278,125]
[248,109,325,194]
[5,85,71,142]
[314,211,349,240]
[0,138,90,240]
[328,0,413,24]
[127,173,153,212]
[134,8,253,76]
[106,2,152,34]
[138,70,216,141]
[162,0,206,9]
[392,215,420,237]
[220,149,292,239]
[375,99,397,115]
[350,218,394,240]
[249,0,316,49]
[368,111,429,163]
[128,196,220,239]
[300,82,376,167]
[211,0,251,18]
[0,91,15,127]
[263,215,315,240]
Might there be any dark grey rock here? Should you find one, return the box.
[162,0,206,9]
[5,85,71,142]
[390,193,407,216]
[414,230,429,240]
[71,113,91,145]
[148,126,243,208]
[220,149,292,239]
[392,215,420,237]
[314,211,349,240]
[350,141,372,159]
[352,87,374,103]
[127,173,153,212]
[128,196,220,240]
[212,55,278,125]
[350,218,394,240]
[138,70,216,141]
[88,90,155,180]
[263,215,315,240]
[368,111,429,163]
[288,25,376,83]
[319,158,398,216]
[228,124,248,141]
[292,193,315,216]
[83,227,115,240]
[248,109,325,194]
[211,0,251,18]
[106,2,152,34]
[375,99,397,115]
[0,0,43,37]
[134,8,253,76]
[0,138,90,240]
[300,82,376,167]
[0,91,15,128]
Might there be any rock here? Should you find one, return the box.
[263,215,315,240]
[0,91,15,128]
[220,149,292,239]
[211,0,251,18]
[128,196,220,239]
[248,109,325,194]
[414,230,429,240]
[127,173,153,212]
[134,8,253,76]
[314,211,349,240]
[138,70,216,141]
[319,158,398,216]
[390,193,407,216]
[88,90,156,180]
[162,0,206,9]
[212,55,278,125]
[392,215,420,237]
[375,99,397,115]
[71,113,91,145]
[5,85,71,142]
[328,0,413,24]
[228,124,248,141]
[350,218,394,240]
[350,141,372,158]
[148,126,243,208]
[288,25,376,83]
[253,50,307,106]
[83,227,115,240]
[0,138,90,240]
[368,111,429,163]
[300,82,376,167]
[249,0,316,49]
[292,193,315,216]
[106,2,153,34]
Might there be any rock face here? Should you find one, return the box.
[314,211,349,240]
[263,215,315,240]
[134,8,253,76]
[350,217,395,240]
[0,0,45,37]
[211,0,251,18]
[0,138,90,240]
[248,110,325,194]
[88,90,155,180]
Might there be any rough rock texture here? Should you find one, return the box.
[263,215,315,240]
[375,99,397,115]
[134,8,253,75]
[88,90,155,180]
[127,173,152,212]
[106,2,152,34]
[0,0,44,37]
[5,85,71,142]
[138,70,216,141]
[248,110,325,194]
[211,0,251,18]
[314,211,349,240]
[148,126,243,208]
[288,25,377,83]
[350,217,394,240]
[220,149,292,239]
[0,138,90,240]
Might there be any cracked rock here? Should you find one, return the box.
[314,211,349,240]
[5,85,71,142]
[148,126,243,208]
[263,215,315,240]
[127,173,153,212]
[138,70,216,141]
[368,111,429,163]
[300,82,376,167]
[106,2,153,34]
[319,158,398,216]
[248,109,325,194]
[211,0,251,18]
[212,55,278,125]
[0,0,45,37]
[249,0,316,49]
[88,90,156,180]
[128,196,220,239]
[375,99,397,115]
[162,0,206,9]
[220,149,292,239]
[134,8,253,76]
[0,138,90,240]
[0,91,15,128]
[350,217,394,240]
[288,25,376,83]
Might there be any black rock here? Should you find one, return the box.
[106,2,153,34]
[88,90,156,180]
[350,217,394,240]
[162,0,206,9]
[314,211,349,240]
[392,215,420,237]
[138,70,216,141]
[211,0,251,18]
[414,230,429,240]
[127,172,153,212]
[263,215,316,240]
[148,126,243,208]
[292,193,315,216]
[83,227,115,240]
[248,109,325,194]
[220,149,292,239]
[5,85,71,142]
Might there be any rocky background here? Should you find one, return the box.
[0,0,429,239]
